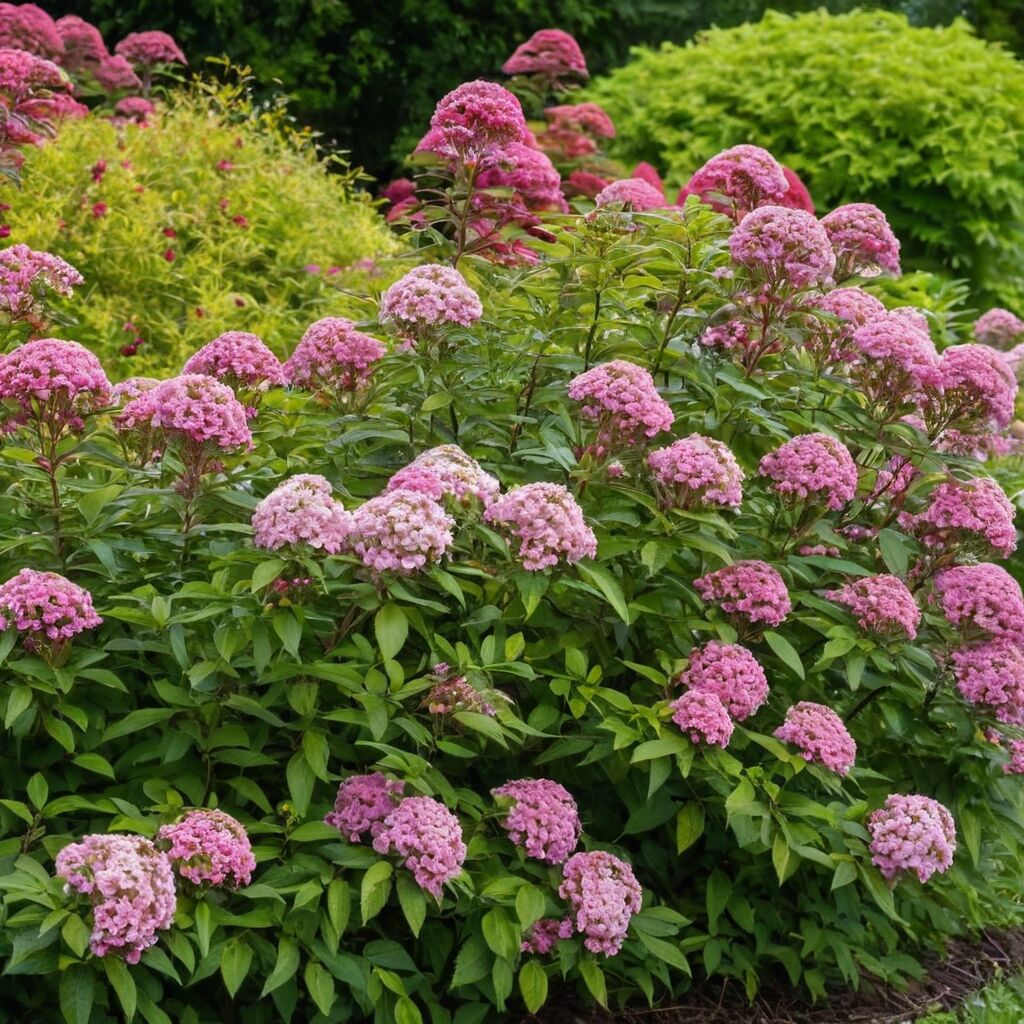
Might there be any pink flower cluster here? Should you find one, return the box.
[758,432,858,510]
[55,833,176,963]
[975,308,1024,350]
[112,376,159,405]
[730,206,835,289]
[700,318,751,353]
[157,809,255,889]
[903,477,1016,560]
[867,794,956,883]
[827,574,921,640]
[930,344,1017,432]
[182,331,287,394]
[350,488,454,574]
[683,144,788,219]
[251,474,353,555]
[850,313,940,412]
[55,14,105,70]
[502,29,588,80]
[0,44,65,99]
[951,639,1024,725]
[670,690,735,747]
[594,178,667,212]
[325,772,405,842]
[426,673,497,717]
[695,560,792,628]
[0,243,82,323]
[933,563,1024,639]
[522,916,575,954]
[1003,740,1024,776]
[821,203,901,279]
[380,264,482,337]
[114,30,185,70]
[372,795,467,899]
[677,641,769,721]
[429,80,526,162]
[544,103,614,139]
[485,482,597,570]
[0,3,62,59]
[0,567,101,648]
[492,778,581,864]
[812,286,887,363]
[647,434,744,509]
[476,142,567,213]
[559,850,642,956]
[284,317,386,397]
[774,701,857,775]
[387,445,500,506]
[114,95,154,122]
[92,54,138,92]
[568,360,673,452]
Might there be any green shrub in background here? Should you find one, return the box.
[4,72,399,373]
[588,10,1024,311]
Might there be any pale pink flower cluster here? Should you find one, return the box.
[812,286,887,362]
[684,145,788,218]
[380,264,482,336]
[114,30,186,69]
[0,243,82,322]
[476,142,567,212]
[1003,740,1024,776]
[502,29,588,79]
[730,206,836,288]
[114,95,154,122]
[568,359,673,452]
[594,178,667,212]
[951,639,1024,725]
[55,834,176,963]
[92,54,138,92]
[670,690,734,747]
[758,432,858,510]
[182,331,287,393]
[902,477,1016,560]
[647,434,744,509]
[544,103,615,138]
[850,314,940,410]
[821,203,901,279]
[930,344,1017,431]
[700,319,751,353]
[933,564,1024,639]
[350,488,454,574]
[157,809,256,889]
[695,560,792,628]
[774,701,857,775]
[559,851,642,956]
[324,772,405,842]
[112,376,159,405]
[429,80,526,162]
[0,3,62,59]
[0,567,101,642]
[867,794,956,883]
[485,482,597,570]
[975,308,1024,350]
[492,778,581,864]
[677,641,769,721]
[116,373,252,451]
[827,574,920,640]
[251,474,353,555]
[284,317,386,396]
[538,102,615,161]
[387,445,500,506]
[372,795,467,899]
[522,916,575,954]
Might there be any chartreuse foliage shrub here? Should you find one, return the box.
[3,71,399,373]
[3,136,1024,1022]
[588,10,1024,310]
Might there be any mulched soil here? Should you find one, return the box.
[522,928,1024,1024]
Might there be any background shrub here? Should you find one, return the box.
[587,10,1024,311]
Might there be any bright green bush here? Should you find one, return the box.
[588,10,1024,310]
[4,74,399,373]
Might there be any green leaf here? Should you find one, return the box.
[675,802,705,854]
[260,937,300,997]
[375,604,408,661]
[576,562,630,623]
[451,934,491,987]
[515,884,546,929]
[394,996,423,1024]
[26,773,47,810]
[579,960,607,1008]
[252,558,286,592]
[71,753,115,779]
[705,870,731,933]
[102,708,175,743]
[5,685,32,728]
[481,908,519,960]
[831,860,857,891]
[397,873,427,937]
[763,631,804,680]
[878,529,908,576]
[518,959,548,1014]
[104,958,137,1021]
[361,860,393,924]
[285,753,314,817]
[59,964,95,1024]
[327,879,351,937]
[772,833,793,884]
[421,391,453,412]
[304,961,336,1017]
[220,939,253,998]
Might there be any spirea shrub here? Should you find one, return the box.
[3,129,1024,1024]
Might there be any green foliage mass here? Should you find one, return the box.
[4,74,399,374]
[588,10,1024,311]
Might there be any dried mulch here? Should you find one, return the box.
[522,928,1024,1024]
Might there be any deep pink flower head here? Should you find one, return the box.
[868,794,956,883]
[821,203,901,279]
[380,264,482,337]
[92,53,139,92]
[115,30,185,69]
[113,95,154,122]
[951,639,1024,725]
[0,3,62,59]
[387,445,500,507]
[759,432,858,510]
[774,701,856,775]
[476,142,567,212]
[903,477,1016,560]
[812,287,887,362]
[694,560,791,628]
[777,166,815,213]
[55,15,106,70]
[730,206,835,288]
[677,641,768,721]
[699,319,751,354]
[350,489,454,574]
[0,567,101,659]
[827,574,920,639]
[380,178,416,207]
[682,145,788,219]
[670,690,734,747]
[522,917,575,954]
[0,44,66,99]
[429,80,526,162]
[492,778,582,864]
[975,308,1024,350]
[564,169,610,199]
[157,809,255,889]
[183,331,286,395]
[55,834,176,963]
[933,563,1024,640]
[0,244,82,324]
[372,795,466,899]
[485,482,597,571]
[284,316,386,397]
[850,313,939,409]
[568,359,673,452]
[544,102,614,138]
[502,29,587,80]
[631,162,663,195]
[559,850,642,956]
[251,474,353,555]
[648,434,744,509]
[325,773,405,842]
[930,344,1017,432]
[594,178,667,212]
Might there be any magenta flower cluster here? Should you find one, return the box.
[933,563,1024,639]
[379,264,483,336]
[251,474,353,555]
[387,444,500,507]
[112,376,159,405]
[758,432,858,510]
[0,3,63,59]
[0,567,101,644]
[821,203,901,279]
[774,701,857,775]
[55,834,176,963]
[931,344,1018,432]
[867,794,956,883]
[502,28,588,80]
[157,809,256,889]
[647,434,744,509]
[182,331,287,393]
[694,560,792,628]
[485,482,597,571]
[850,314,939,409]
[114,30,186,70]
[902,477,1016,560]
[350,488,455,574]
[324,772,405,842]
[827,574,921,640]
[522,917,575,954]
[284,317,386,397]
[974,307,1024,350]
[476,142,567,213]
[951,639,1024,725]
[558,850,643,956]
[813,286,887,362]
[492,778,582,864]
[594,178,667,212]
[670,689,734,748]
[0,243,82,323]
[677,641,769,721]
[568,359,673,451]
[684,144,788,218]
[729,206,836,288]
[429,80,526,162]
